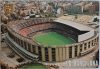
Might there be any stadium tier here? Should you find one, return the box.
[6,18,98,62]
[19,28,31,37]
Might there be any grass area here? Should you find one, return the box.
[20,63,47,69]
[34,32,75,46]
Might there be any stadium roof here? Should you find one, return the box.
[54,17,93,31]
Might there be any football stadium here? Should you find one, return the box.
[19,63,47,69]
[4,17,98,69]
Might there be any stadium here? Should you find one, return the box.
[5,17,98,64]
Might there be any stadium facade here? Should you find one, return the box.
[5,18,98,63]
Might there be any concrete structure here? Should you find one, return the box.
[5,17,98,64]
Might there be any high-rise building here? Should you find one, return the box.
[4,3,14,14]
[88,5,95,14]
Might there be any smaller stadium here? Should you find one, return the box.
[19,63,47,69]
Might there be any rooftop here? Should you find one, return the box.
[54,16,93,31]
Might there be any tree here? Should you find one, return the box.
[75,15,78,19]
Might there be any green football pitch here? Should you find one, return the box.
[34,32,75,47]
[20,63,47,69]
